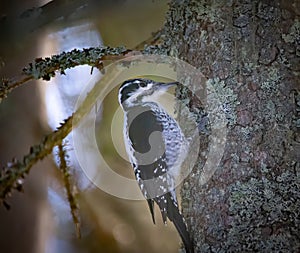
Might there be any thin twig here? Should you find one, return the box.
[58,143,81,238]
[0,76,33,102]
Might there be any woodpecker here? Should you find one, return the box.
[118,78,194,253]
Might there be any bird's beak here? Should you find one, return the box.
[155,81,179,90]
[166,81,180,86]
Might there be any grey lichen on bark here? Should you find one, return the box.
[161,0,300,252]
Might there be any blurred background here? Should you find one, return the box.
[0,1,182,252]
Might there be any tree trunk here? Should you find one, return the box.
[163,1,300,252]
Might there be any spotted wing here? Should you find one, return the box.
[125,105,193,253]
[127,106,169,196]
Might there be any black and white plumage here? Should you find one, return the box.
[118,78,194,253]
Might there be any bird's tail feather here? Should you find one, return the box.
[165,194,194,253]
[147,199,155,224]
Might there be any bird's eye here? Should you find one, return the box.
[140,82,147,88]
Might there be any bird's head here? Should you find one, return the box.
[118,78,178,109]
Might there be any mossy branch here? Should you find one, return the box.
[0,46,130,102]
[0,115,74,206]
[0,45,131,206]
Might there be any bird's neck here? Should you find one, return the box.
[123,101,160,112]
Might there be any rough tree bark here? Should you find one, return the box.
[162,0,299,252]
